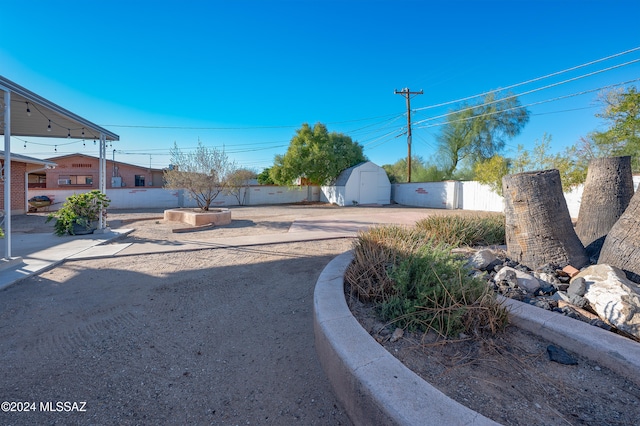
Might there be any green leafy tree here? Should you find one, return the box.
[257,167,275,184]
[476,134,588,193]
[591,86,640,170]
[473,155,510,195]
[269,122,367,185]
[163,141,237,210]
[437,92,529,177]
[382,156,446,183]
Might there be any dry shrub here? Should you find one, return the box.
[346,218,509,338]
[345,225,425,302]
[414,213,505,247]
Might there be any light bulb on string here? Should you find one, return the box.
[67,129,71,138]
[93,140,96,145]
[54,145,57,152]
[47,120,52,132]
[26,102,31,116]
[23,141,27,149]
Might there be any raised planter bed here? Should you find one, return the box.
[163,208,231,227]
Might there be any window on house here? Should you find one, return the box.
[58,175,93,185]
[135,175,145,187]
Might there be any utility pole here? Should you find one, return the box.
[394,88,423,182]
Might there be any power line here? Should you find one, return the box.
[413,45,640,113]
[413,59,640,127]
[414,77,640,131]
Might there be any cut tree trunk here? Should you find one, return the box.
[575,156,634,260]
[502,169,588,270]
[598,188,640,283]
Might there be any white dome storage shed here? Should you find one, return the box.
[321,161,391,206]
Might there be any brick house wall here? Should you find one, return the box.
[45,154,163,189]
[0,160,27,213]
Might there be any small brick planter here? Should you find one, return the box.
[163,208,231,227]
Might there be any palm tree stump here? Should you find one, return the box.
[575,156,634,260]
[598,189,640,283]
[502,169,588,270]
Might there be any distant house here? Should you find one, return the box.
[1,151,56,214]
[43,153,165,189]
[321,161,391,206]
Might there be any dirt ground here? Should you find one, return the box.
[1,205,358,425]
[348,277,640,425]
[3,204,640,425]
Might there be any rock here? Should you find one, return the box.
[468,249,497,270]
[494,266,541,294]
[547,345,578,365]
[575,264,640,339]
[390,328,404,343]
[567,277,587,297]
[568,294,588,309]
[536,271,560,286]
[529,299,554,310]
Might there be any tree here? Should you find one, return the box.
[575,156,634,260]
[382,156,446,183]
[502,169,588,270]
[226,168,257,205]
[257,167,275,185]
[598,188,640,283]
[592,86,640,170]
[475,134,589,193]
[269,122,367,185]
[163,141,237,211]
[437,92,529,177]
[473,155,510,195]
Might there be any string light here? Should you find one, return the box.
[47,120,52,132]
[54,145,57,152]
[26,102,31,116]
[67,129,71,138]
[24,141,27,149]
[93,140,96,145]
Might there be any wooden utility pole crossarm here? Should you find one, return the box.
[394,88,423,182]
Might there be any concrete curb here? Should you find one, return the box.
[313,251,640,426]
[313,251,499,426]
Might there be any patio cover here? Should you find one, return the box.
[0,75,119,260]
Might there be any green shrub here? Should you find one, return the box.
[414,213,505,247]
[380,243,507,337]
[46,190,110,236]
[345,225,426,302]
[345,216,509,338]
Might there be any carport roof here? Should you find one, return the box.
[0,150,56,167]
[0,76,119,141]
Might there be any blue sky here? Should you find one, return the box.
[2,0,639,171]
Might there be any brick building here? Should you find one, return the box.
[43,153,164,189]
[0,151,56,214]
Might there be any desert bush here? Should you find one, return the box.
[346,215,509,338]
[380,244,508,337]
[414,213,505,247]
[345,225,426,302]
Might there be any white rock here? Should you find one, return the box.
[468,249,497,270]
[494,266,541,294]
[574,264,640,339]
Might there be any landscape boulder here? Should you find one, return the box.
[574,264,640,339]
[494,266,541,294]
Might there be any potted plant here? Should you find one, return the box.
[46,190,110,236]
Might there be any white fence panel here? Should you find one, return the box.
[28,185,320,210]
